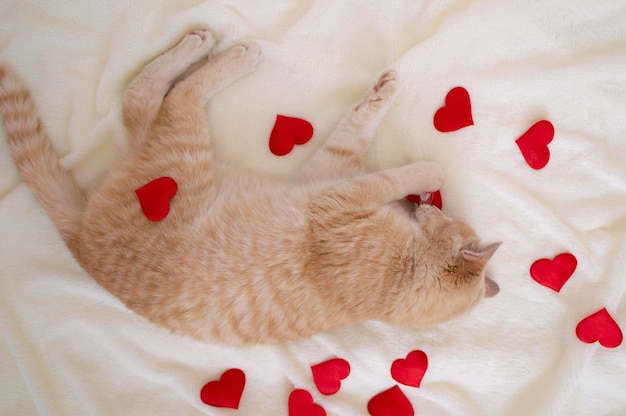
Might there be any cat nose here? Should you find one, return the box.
[484,277,499,297]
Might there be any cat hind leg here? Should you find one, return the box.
[163,43,261,107]
[123,30,216,155]
[141,43,261,156]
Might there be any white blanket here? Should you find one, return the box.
[1,1,625,415]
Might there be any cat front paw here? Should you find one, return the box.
[374,70,397,94]
[355,70,397,113]
[408,161,444,193]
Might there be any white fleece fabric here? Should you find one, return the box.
[1,1,625,415]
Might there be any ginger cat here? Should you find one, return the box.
[0,30,500,345]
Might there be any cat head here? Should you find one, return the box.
[398,204,501,326]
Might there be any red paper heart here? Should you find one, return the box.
[367,385,414,416]
[200,368,246,409]
[391,350,428,388]
[311,358,351,395]
[269,114,314,156]
[515,120,554,170]
[530,253,577,292]
[576,308,623,348]
[433,87,474,132]
[288,389,326,416]
[406,190,443,210]
[134,177,177,222]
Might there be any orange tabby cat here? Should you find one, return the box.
[0,30,500,345]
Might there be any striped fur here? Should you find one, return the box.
[1,30,499,345]
[0,66,86,252]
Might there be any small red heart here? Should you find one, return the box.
[433,87,474,132]
[390,350,428,388]
[134,177,177,222]
[576,308,623,348]
[515,120,555,170]
[530,253,577,292]
[200,368,246,409]
[269,114,314,156]
[311,358,351,395]
[406,190,443,210]
[288,389,326,416]
[367,385,414,416]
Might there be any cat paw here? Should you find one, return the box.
[409,161,444,193]
[374,70,397,94]
[355,70,397,113]
[177,29,216,61]
[227,44,262,71]
[189,29,214,44]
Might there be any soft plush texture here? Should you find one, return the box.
[1,1,625,415]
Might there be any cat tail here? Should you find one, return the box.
[0,64,85,252]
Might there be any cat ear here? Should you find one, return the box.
[460,242,501,297]
[461,241,502,263]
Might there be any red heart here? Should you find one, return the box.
[390,350,428,388]
[530,253,577,292]
[269,114,314,156]
[433,87,474,132]
[515,120,555,170]
[200,368,246,409]
[406,190,443,210]
[134,177,177,222]
[288,389,326,416]
[576,308,623,348]
[367,385,414,416]
[311,358,351,395]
